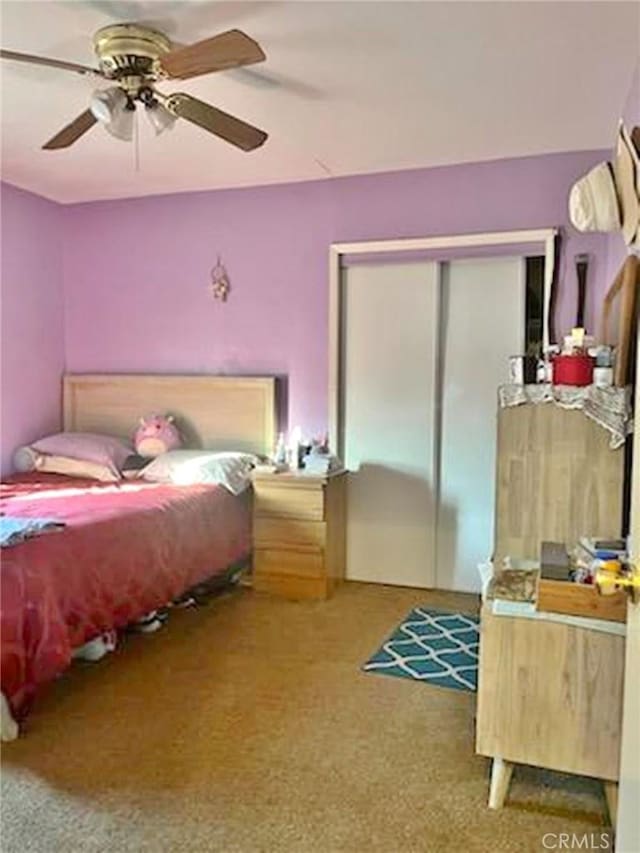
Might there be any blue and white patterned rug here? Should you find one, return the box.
[363,607,479,693]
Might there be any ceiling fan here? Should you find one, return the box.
[0,24,269,152]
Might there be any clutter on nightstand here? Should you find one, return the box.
[303,444,340,474]
[535,538,629,623]
[262,430,341,475]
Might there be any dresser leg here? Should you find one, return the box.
[603,781,618,826]
[488,757,514,809]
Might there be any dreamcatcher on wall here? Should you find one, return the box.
[210,256,231,302]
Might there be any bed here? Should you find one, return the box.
[1,374,276,728]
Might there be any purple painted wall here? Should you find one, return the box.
[63,149,608,437]
[0,183,65,475]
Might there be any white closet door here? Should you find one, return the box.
[437,256,525,591]
[342,261,439,588]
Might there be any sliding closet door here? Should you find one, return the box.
[437,256,525,591]
[342,261,438,588]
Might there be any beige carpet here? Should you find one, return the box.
[1,582,609,852]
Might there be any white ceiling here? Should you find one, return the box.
[1,1,638,203]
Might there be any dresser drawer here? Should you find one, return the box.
[253,517,326,550]
[254,548,324,579]
[253,483,324,520]
[253,572,329,600]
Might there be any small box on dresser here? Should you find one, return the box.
[252,470,347,600]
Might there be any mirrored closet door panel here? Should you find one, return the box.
[340,254,525,592]
[436,257,525,591]
[342,261,439,588]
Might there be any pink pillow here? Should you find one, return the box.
[31,432,132,478]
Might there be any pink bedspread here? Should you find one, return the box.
[1,473,250,719]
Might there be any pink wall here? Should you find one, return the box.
[0,183,65,475]
[63,149,609,437]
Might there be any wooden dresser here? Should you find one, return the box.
[477,400,627,815]
[252,470,347,600]
[494,403,624,562]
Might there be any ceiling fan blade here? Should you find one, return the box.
[160,29,265,80]
[165,93,267,151]
[0,49,100,77]
[42,110,98,150]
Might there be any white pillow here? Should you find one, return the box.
[140,450,258,495]
[13,446,118,482]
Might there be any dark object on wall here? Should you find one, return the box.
[547,231,563,345]
[575,253,589,328]
[525,256,544,354]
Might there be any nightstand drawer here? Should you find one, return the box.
[253,483,324,520]
[253,573,329,600]
[254,548,324,579]
[254,517,326,550]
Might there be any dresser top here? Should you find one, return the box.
[252,468,346,485]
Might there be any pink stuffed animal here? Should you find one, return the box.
[135,414,182,458]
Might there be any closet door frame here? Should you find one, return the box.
[328,228,557,457]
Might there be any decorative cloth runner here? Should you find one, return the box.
[498,383,633,449]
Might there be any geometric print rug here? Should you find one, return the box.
[362,607,479,693]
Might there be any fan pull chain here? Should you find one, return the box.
[134,108,140,172]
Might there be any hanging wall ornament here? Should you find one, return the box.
[210,256,231,302]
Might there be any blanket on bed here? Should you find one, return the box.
[0,517,66,547]
[1,473,251,721]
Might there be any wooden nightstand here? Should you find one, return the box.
[251,470,347,600]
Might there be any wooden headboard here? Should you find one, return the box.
[63,374,276,457]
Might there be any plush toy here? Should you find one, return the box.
[134,414,182,458]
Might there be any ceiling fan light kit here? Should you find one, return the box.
[1,24,268,152]
[90,86,129,120]
[145,102,176,136]
[90,85,175,139]
[107,106,134,143]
